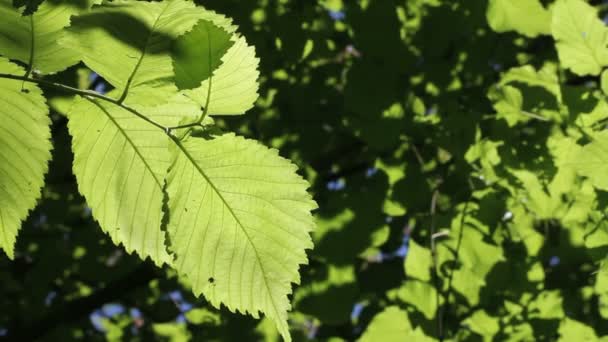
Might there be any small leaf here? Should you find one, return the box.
[181,13,260,115]
[172,19,234,90]
[0,57,51,258]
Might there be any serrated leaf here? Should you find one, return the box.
[172,19,234,90]
[0,0,97,74]
[487,0,551,38]
[552,0,608,76]
[67,91,200,265]
[0,57,51,258]
[165,133,316,341]
[60,0,207,107]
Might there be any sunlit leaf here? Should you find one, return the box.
[0,57,51,258]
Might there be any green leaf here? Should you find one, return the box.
[404,239,432,282]
[359,306,433,342]
[60,0,207,107]
[0,0,98,74]
[602,70,608,96]
[165,133,317,341]
[498,64,561,102]
[67,92,200,265]
[528,290,565,319]
[487,0,551,38]
[464,310,500,339]
[392,280,437,319]
[172,19,234,90]
[489,85,525,126]
[570,131,608,191]
[558,318,598,341]
[0,57,51,258]
[359,306,411,342]
[552,0,608,76]
[182,16,260,115]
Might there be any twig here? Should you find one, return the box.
[429,189,443,340]
[0,73,167,131]
[438,199,471,341]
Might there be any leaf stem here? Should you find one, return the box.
[166,122,204,134]
[22,15,35,91]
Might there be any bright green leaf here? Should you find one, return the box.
[393,280,437,319]
[358,306,411,342]
[172,19,234,90]
[0,57,51,258]
[0,0,98,74]
[552,0,608,76]
[404,239,432,282]
[358,306,433,342]
[67,91,200,265]
[570,131,608,191]
[60,0,206,106]
[487,0,551,37]
[558,318,598,341]
[165,133,317,342]
[465,310,500,340]
[182,15,260,115]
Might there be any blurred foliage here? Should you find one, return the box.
[3,0,608,341]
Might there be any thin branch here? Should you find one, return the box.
[22,16,35,91]
[429,189,443,340]
[0,73,166,131]
[520,110,550,122]
[438,199,471,342]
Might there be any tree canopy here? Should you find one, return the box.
[1,0,608,341]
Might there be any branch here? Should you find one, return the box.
[0,73,166,131]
